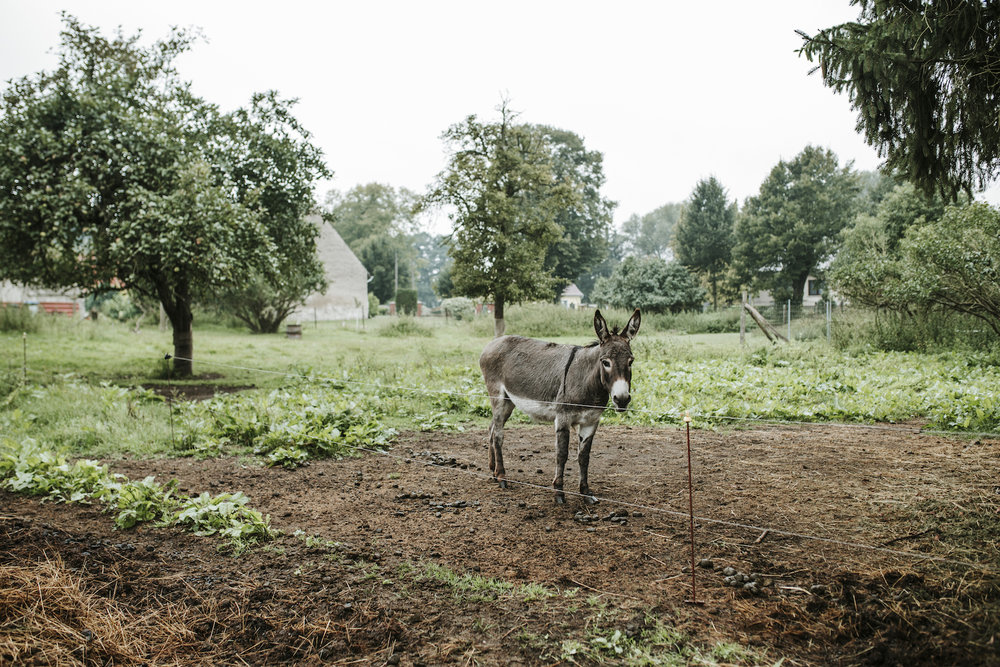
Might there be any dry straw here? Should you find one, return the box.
[0,555,195,665]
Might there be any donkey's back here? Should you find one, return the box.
[479,336,574,420]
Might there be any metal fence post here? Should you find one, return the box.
[787,299,792,342]
[826,300,832,343]
[740,291,746,346]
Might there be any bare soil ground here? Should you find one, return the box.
[3,423,999,666]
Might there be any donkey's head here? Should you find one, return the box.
[594,308,641,412]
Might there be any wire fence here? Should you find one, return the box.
[163,353,998,574]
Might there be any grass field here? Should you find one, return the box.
[3,312,998,462]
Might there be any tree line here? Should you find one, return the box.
[2,4,999,373]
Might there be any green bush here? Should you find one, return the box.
[441,296,475,321]
[96,292,142,321]
[832,307,998,353]
[396,288,418,315]
[592,256,705,314]
[367,292,379,318]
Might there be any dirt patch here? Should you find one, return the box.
[3,424,999,665]
[141,381,255,402]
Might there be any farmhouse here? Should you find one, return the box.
[750,275,827,308]
[292,216,369,322]
[559,283,584,309]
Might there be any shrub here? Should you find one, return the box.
[395,288,418,315]
[440,296,475,321]
[592,256,704,314]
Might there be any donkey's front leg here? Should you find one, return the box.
[578,424,598,504]
[553,420,570,504]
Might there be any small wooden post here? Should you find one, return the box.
[683,411,702,605]
[22,332,27,382]
[164,354,175,450]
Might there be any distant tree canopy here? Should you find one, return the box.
[733,146,858,306]
[620,203,682,260]
[424,101,599,336]
[829,182,948,311]
[0,15,328,374]
[325,183,418,304]
[533,125,615,295]
[799,1,1000,201]
[412,232,449,308]
[213,93,330,333]
[674,177,736,308]
[592,256,704,314]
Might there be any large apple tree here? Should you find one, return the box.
[0,15,328,373]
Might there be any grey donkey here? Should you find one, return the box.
[479,308,640,503]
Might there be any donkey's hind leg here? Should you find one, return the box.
[487,394,515,488]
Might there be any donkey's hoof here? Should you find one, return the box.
[583,494,598,505]
[497,478,508,489]
[554,493,565,505]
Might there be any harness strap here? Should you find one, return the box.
[559,346,578,400]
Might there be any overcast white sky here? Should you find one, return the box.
[3,1,998,234]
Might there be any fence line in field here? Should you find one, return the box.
[160,353,997,574]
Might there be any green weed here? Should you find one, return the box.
[174,491,276,551]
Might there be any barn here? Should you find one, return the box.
[293,216,369,322]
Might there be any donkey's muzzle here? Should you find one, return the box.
[612,394,631,412]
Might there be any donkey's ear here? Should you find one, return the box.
[594,309,610,342]
[623,308,641,341]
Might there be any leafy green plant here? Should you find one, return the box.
[1,441,117,504]
[266,445,310,468]
[183,389,397,463]
[561,614,772,666]
[174,491,276,551]
[109,475,180,529]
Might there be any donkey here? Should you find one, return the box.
[479,308,640,504]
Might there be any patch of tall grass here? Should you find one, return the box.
[0,305,81,334]
[461,303,747,339]
[376,316,434,338]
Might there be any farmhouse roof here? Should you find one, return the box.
[561,283,584,298]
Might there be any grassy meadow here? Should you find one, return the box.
[2,305,999,469]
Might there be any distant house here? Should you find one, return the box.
[0,281,84,316]
[560,283,584,309]
[750,275,827,308]
[292,216,369,322]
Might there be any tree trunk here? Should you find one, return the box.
[790,273,809,307]
[158,284,195,376]
[493,295,506,337]
[171,323,194,376]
